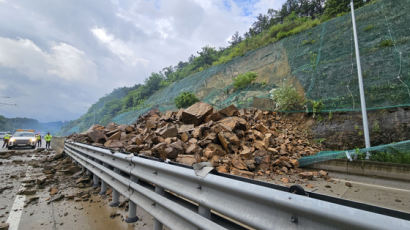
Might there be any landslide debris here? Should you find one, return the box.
[68,103,321,178]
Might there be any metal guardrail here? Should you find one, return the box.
[64,141,410,230]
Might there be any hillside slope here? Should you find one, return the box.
[61,0,410,135]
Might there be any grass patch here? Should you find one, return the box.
[363,24,374,32]
[302,39,316,45]
[379,39,394,47]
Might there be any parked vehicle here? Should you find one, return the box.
[8,131,36,149]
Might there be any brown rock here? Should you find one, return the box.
[232,157,248,170]
[104,140,123,149]
[345,182,353,187]
[218,117,247,131]
[180,132,189,142]
[0,223,9,230]
[50,187,59,196]
[254,140,267,150]
[185,144,202,155]
[85,129,107,143]
[319,170,328,178]
[255,123,269,133]
[298,172,314,180]
[125,145,142,152]
[175,155,196,166]
[205,112,224,122]
[203,143,226,159]
[131,135,143,145]
[289,159,299,168]
[180,102,213,125]
[230,168,254,179]
[156,125,178,138]
[216,165,229,173]
[125,125,134,133]
[178,124,195,133]
[106,122,118,131]
[218,131,240,152]
[219,105,239,117]
[239,146,252,158]
[280,177,289,184]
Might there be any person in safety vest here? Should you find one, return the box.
[36,133,42,147]
[2,133,11,148]
[45,132,52,149]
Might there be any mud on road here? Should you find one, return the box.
[0,144,153,230]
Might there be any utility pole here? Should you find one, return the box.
[351,1,371,157]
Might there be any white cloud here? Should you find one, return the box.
[91,27,149,66]
[0,0,286,121]
[0,37,97,82]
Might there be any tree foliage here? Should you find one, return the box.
[233,72,258,90]
[270,84,305,111]
[174,92,199,109]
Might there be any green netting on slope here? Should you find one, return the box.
[112,0,410,125]
[283,0,410,111]
[299,140,410,167]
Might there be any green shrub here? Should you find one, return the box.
[270,84,305,111]
[363,24,374,32]
[174,92,199,109]
[233,72,258,90]
[379,39,394,47]
[302,39,316,45]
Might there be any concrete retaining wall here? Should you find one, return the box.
[308,159,410,182]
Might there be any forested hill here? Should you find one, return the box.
[59,0,410,135]
[0,115,66,134]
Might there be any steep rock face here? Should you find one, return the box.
[312,107,410,149]
[68,103,322,179]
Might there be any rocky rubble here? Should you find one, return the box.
[68,103,322,179]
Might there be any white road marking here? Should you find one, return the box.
[6,153,36,230]
[6,195,26,230]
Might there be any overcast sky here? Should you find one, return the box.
[0,0,285,122]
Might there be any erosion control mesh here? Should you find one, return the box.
[299,140,410,166]
[111,0,410,125]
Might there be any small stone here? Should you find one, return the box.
[298,172,314,180]
[345,182,352,187]
[0,223,9,230]
[49,187,58,196]
[280,177,289,184]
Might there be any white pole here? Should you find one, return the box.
[350,1,371,157]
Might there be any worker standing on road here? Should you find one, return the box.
[45,132,52,149]
[36,133,42,147]
[2,133,11,148]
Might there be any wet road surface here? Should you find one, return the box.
[0,140,154,230]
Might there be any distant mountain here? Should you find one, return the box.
[0,115,66,134]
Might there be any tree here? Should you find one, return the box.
[229,31,243,46]
[324,0,367,18]
[192,46,219,70]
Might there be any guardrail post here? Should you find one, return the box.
[126,175,139,223]
[198,205,211,219]
[99,163,108,195]
[153,186,165,230]
[110,168,120,207]
[93,174,99,188]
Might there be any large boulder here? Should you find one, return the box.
[85,129,106,144]
[180,102,213,126]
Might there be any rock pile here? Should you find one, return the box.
[68,102,321,178]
